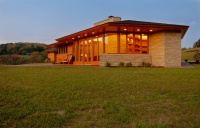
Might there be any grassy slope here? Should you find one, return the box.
[181,48,200,61]
[0,66,200,128]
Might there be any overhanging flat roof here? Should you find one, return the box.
[49,20,189,47]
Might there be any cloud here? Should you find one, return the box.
[190,21,198,25]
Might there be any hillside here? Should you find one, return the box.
[181,48,200,61]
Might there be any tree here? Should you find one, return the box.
[29,52,43,63]
[193,38,200,48]
[0,42,47,55]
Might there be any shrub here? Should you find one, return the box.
[126,62,132,67]
[141,62,151,67]
[0,54,28,65]
[105,62,111,67]
[119,62,124,67]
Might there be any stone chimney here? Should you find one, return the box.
[94,16,121,27]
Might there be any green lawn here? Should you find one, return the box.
[0,66,200,128]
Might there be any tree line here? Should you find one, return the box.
[193,38,200,48]
[0,42,47,55]
[0,42,49,65]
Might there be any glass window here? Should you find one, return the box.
[142,34,148,54]
[105,33,117,53]
[127,33,134,53]
[126,33,148,54]
[134,34,141,54]
[93,37,99,61]
[120,34,126,53]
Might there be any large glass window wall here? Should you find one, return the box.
[75,33,149,62]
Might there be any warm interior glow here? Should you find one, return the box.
[142,35,147,40]
[93,38,97,41]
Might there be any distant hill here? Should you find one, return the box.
[181,48,200,61]
[0,42,47,55]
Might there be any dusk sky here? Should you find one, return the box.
[0,0,199,48]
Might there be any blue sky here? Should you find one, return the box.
[0,0,199,48]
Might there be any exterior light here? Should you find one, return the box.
[137,29,140,31]
[72,38,75,40]
[150,29,153,32]
[92,32,95,34]
[78,36,80,38]
[85,34,87,36]
[124,28,127,31]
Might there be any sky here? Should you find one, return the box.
[0,0,200,48]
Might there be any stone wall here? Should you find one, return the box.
[149,31,181,67]
[100,54,151,66]
[164,32,181,67]
[149,32,165,67]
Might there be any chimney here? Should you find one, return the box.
[94,16,121,27]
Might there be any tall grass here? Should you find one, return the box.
[0,66,200,127]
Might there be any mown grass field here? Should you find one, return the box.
[0,65,200,128]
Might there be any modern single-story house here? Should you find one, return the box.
[48,16,189,67]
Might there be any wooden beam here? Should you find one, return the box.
[103,34,105,53]
[117,33,120,53]
[82,40,85,63]
[91,37,94,61]
[87,40,89,62]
